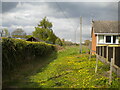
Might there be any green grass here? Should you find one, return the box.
[3,45,120,88]
[2,51,57,88]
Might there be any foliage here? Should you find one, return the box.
[84,40,91,46]
[1,28,9,37]
[46,30,58,44]
[12,28,26,38]
[64,41,75,46]
[55,38,63,46]
[33,17,60,45]
[33,27,57,44]
[61,39,65,46]
[25,35,33,39]
[2,38,57,73]
[38,17,52,29]
[3,28,9,37]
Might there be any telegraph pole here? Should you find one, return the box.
[80,17,82,53]
[74,30,76,44]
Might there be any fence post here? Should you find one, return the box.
[106,46,108,61]
[95,54,98,73]
[102,46,104,57]
[99,46,101,56]
[89,50,91,60]
[88,43,91,60]
[109,58,114,85]
[113,47,115,65]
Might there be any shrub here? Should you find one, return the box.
[2,38,57,72]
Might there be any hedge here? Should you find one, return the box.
[2,38,57,71]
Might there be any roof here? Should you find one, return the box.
[26,37,45,42]
[26,37,40,42]
[92,21,120,33]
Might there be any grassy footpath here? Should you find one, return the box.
[3,51,57,88]
[29,46,120,88]
[3,46,120,88]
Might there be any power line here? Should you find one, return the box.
[55,2,74,29]
[55,2,80,42]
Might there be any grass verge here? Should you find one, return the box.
[3,46,120,88]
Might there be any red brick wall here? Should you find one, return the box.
[91,29,96,54]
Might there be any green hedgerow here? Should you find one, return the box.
[2,37,57,72]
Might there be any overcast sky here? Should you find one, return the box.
[1,1,118,43]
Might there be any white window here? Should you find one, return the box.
[98,35,104,43]
[106,36,111,43]
[116,36,119,44]
[97,35,119,44]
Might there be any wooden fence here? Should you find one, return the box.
[96,45,120,67]
[95,45,120,76]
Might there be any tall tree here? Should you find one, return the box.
[55,38,63,46]
[84,40,91,46]
[33,27,48,41]
[0,28,9,37]
[12,28,26,38]
[33,17,58,44]
[3,28,9,37]
[38,17,52,29]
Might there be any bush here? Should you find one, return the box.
[2,38,57,72]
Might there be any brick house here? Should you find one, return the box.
[91,21,120,54]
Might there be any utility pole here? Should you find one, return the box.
[74,30,76,44]
[0,30,3,37]
[80,17,82,53]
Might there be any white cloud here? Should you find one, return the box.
[2,0,119,2]
[0,4,1,27]
[9,25,35,33]
[2,2,118,42]
[2,2,74,38]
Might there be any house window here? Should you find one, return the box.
[98,35,104,43]
[106,36,111,43]
[113,36,117,43]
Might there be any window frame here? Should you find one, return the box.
[98,35,104,44]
